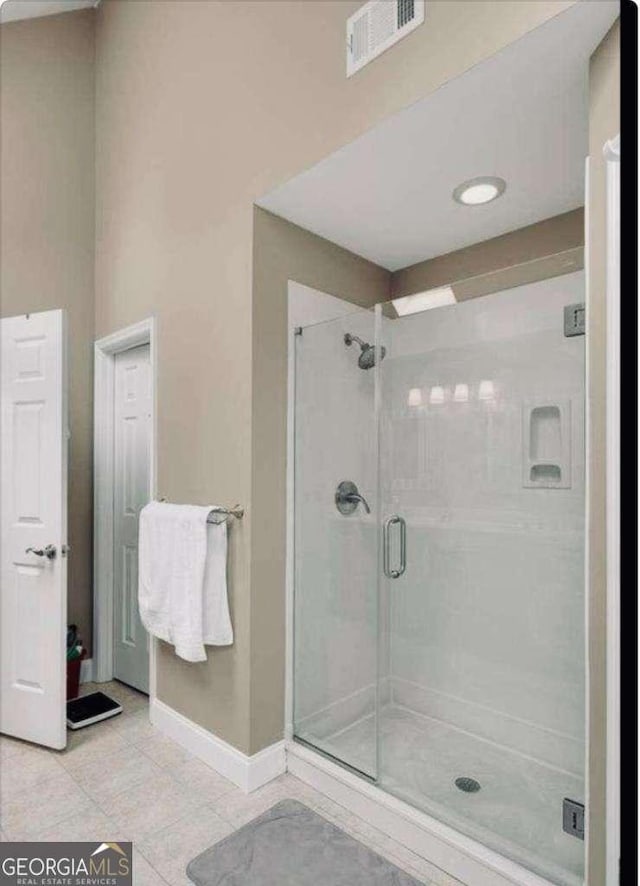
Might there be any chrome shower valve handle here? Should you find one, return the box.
[335,480,371,515]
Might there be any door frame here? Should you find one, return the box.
[603,133,620,886]
[93,318,157,698]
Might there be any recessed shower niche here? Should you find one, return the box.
[523,401,571,488]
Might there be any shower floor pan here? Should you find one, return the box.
[311,706,584,886]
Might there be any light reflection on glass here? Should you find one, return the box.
[453,383,469,402]
[478,380,495,401]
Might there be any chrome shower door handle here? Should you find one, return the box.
[383,515,406,579]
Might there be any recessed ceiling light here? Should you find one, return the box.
[453,176,506,206]
[393,285,456,316]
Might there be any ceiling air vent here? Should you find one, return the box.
[346,0,425,77]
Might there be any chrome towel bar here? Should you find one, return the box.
[157,499,244,522]
[209,505,244,521]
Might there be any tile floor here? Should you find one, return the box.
[0,681,462,886]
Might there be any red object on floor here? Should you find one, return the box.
[66,651,86,700]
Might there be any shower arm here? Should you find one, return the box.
[344,333,366,350]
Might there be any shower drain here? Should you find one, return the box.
[455,777,481,793]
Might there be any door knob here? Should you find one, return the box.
[25,544,57,560]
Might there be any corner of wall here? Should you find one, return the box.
[248,208,390,755]
[587,15,620,886]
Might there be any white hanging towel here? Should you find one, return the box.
[202,516,234,646]
[138,502,233,662]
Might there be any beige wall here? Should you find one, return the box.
[391,209,585,300]
[0,10,95,648]
[158,210,389,752]
[94,0,577,754]
[157,212,389,752]
[587,18,620,886]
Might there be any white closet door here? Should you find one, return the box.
[1,310,68,749]
[113,344,151,693]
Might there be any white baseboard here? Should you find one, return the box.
[79,658,94,684]
[286,740,560,886]
[150,698,286,793]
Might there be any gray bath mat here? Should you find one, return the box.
[187,799,421,885]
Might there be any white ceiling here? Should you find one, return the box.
[0,0,95,25]
[257,1,619,271]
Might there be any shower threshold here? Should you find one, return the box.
[292,733,376,784]
[292,705,583,886]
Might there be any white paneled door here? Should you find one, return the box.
[1,310,68,749]
[113,344,151,694]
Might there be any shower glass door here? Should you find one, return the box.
[374,274,586,886]
[293,306,379,780]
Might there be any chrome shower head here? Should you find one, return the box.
[344,333,386,370]
[357,342,386,370]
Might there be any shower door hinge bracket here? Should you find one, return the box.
[562,797,585,840]
[564,303,585,337]
[294,327,303,336]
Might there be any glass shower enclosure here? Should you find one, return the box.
[293,273,586,886]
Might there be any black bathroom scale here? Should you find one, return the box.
[66,691,123,729]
